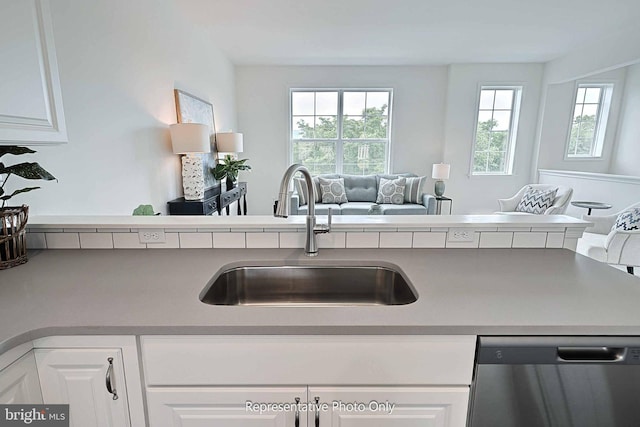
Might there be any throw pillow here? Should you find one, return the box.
[404,176,426,203]
[515,187,558,214]
[318,177,348,204]
[293,178,309,206]
[376,177,406,205]
[614,207,640,231]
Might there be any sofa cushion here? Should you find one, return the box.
[340,202,376,215]
[298,203,342,215]
[380,204,427,215]
[404,176,426,203]
[515,186,558,214]
[377,177,406,205]
[341,174,377,202]
[318,177,348,204]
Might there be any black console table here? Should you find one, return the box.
[167,182,247,216]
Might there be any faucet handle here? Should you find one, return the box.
[327,207,332,230]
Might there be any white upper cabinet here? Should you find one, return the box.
[0,0,67,144]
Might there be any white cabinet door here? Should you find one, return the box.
[35,348,130,427]
[309,387,469,427]
[147,386,307,427]
[0,351,43,404]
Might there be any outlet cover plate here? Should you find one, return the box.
[448,228,475,242]
[138,229,166,244]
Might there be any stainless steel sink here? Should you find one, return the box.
[199,264,418,306]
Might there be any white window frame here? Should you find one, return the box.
[289,89,393,174]
[564,83,614,160]
[469,85,523,176]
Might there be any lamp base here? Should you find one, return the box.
[182,154,205,200]
[434,180,445,197]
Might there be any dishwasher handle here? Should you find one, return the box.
[557,346,625,362]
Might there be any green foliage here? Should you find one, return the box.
[0,146,56,208]
[568,114,597,156]
[293,105,388,175]
[211,154,251,182]
[473,119,508,173]
[132,204,156,216]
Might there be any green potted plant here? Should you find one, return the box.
[1,146,56,269]
[211,154,251,190]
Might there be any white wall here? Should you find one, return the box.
[442,64,544,214]
[6,0,237,215]
[235,66,449,215]
[611,63,640,175]
[535,68,627,174]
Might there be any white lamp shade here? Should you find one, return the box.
[432,163,451,180]
[216,132,244,152]
[170,123,211,154]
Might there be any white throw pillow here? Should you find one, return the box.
[515,187,558,214]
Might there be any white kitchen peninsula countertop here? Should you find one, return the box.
[1,247,639,354]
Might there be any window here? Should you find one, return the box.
[566,84,613,158]
[471,86,522,175]
[290,90,392,175]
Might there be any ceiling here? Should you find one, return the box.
[179,0,640,66]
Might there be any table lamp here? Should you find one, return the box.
[432,163,450,197]
[170,123,211,200]
[216,132,244,154]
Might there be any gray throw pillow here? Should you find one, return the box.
[376,177,406,205]
[318,177,348,204]
[614,207,640,231]
[515,187,558,214]
[404,176,426,203]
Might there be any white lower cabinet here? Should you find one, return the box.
[32,336,146,427]
[310,386,469,427]
[142,335,477,427]
[0,351,43,404]
[147,387,308,427]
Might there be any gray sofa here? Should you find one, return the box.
[290,173,436,215]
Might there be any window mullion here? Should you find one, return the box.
[336,90,344,174]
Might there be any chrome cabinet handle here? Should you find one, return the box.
[314,396,320,427]
[105,357,118,400]
[294,397,300,427]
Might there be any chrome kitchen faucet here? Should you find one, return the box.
[274,164,331,256]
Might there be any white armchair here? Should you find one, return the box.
[577,202,640,275]
[497,184,573,215]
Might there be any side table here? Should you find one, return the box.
[571,201,612,216]
[435,196,452,215]
[168,182,248,216]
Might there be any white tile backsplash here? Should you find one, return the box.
[479,232,513,248]
[26,232,47,249]
[112,233,146,249]
[279,232,306,249]
[146,233,180,249]
[213,232,246,248]
[379,232,413,248]
[317,232,346,248]
[346,232,380,248]
[546,232,565,248]
[246,232,279,248]
[79,232,113,249]
[412,232,446,248]
[179,232,213,248]
[45,233,80,249]
[512,232,548,248]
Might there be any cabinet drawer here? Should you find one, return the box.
[141,335,476,386]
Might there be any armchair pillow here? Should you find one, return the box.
[318,177,348,204]
[376,177,406,205]
[614,207,640,231]
[515,187,558,214]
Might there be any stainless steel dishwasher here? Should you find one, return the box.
[469,336,640,427]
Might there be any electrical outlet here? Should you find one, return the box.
[448,228,474,242]
[138,229,166,244]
